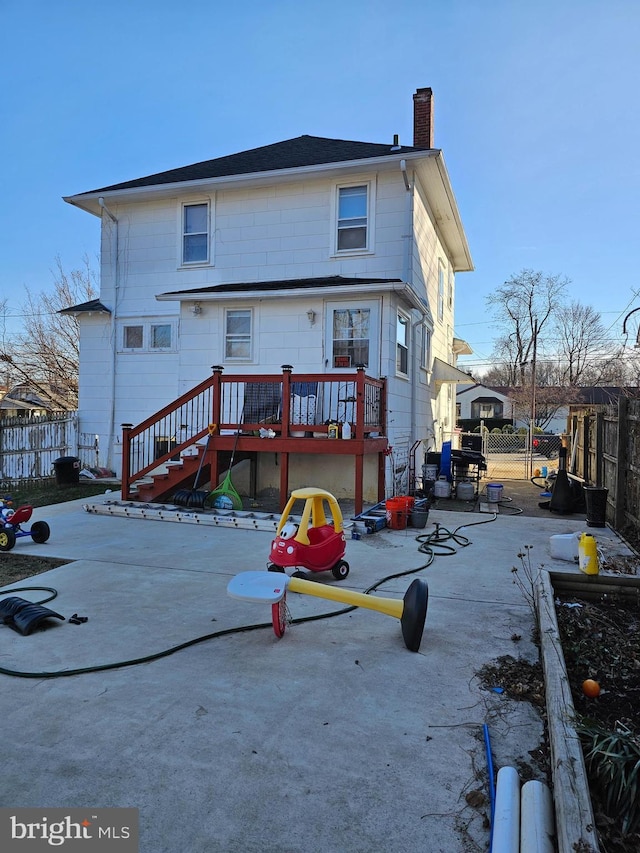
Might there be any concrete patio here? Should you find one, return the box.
[0,491,633,852]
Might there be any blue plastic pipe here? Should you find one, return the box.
[483,723,496,852]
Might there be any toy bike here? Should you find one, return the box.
[0,504,51,551]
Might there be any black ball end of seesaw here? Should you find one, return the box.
[400,578,429,652]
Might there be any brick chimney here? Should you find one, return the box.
[413,87,434,148]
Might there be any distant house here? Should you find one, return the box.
[62,87,474,505]
[456,383,513,423]
[457,384,640,435]
[0,383,69,419]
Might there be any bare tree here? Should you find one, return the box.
[553,301,615,385]
[0,255,97,409]
[487,269,569,385]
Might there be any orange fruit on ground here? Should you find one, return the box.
[582,679,601,698]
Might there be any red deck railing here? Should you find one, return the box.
[121,365,387,512]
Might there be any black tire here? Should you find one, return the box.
[268,563,285,573]
[292,570,307,579]
[30,521,50,544]
[331,560,349,580]
[0,528,16,551]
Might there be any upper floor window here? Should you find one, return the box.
[396,312,409,376]
[182,202,209,264]
[337,185,368,251]
[225,309,252,361]
[438,261,445,322]
[448,268,454,309]
[421,324,432,370]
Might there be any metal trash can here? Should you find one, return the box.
[583,486,608,528]
[53,456,81,486]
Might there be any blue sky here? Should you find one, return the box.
[1,0,639,373]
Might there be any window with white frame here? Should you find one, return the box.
[225,309,252,361]
[421,323,432,370]
[448,268,454,309]
[331,307,371,368]
[121,322,175,352]
[182,201,210,264]
[123,325,143,349]
[150,323,172,349]
[438,261,445,322]
[396,312,409,376]
[335,184,370,252]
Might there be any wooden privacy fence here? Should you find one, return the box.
[0,413,98,483]
[570,397,640,538]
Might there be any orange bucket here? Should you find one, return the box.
[385,496,413,530]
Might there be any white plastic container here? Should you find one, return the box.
[423,463,438,481]
[487,483,503,503]
[433,477,451,498]
[341,421,352,440]
[456,481,475,501]
[549,532,581,562]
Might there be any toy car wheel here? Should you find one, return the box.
[30,521,50,544]
[271,596,287,638]
[0,528,16,551]
[292,570,306,579]
[331,560,350,580]
[267,563,285,573]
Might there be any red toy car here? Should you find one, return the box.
[268,487,349,580]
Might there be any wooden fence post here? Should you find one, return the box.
[614,396,628,530]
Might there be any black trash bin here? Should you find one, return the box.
[53,456,81,486]
[583,486,608,528]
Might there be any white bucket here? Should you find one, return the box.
[550,532,580,562]
[433,477,451,498]
[486,483,503,503]
[423,464,438,481]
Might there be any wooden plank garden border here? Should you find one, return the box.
[535,568,600,853]
[536,569,640,852]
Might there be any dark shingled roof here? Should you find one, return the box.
[82,136,428,195]
[58,299,111,314]
[160,275,403,298]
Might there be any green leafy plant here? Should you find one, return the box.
[576,718,640,835]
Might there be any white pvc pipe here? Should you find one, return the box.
[492,766,520,853]
[521,780,555,853]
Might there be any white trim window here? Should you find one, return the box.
[448,267,454,310]
[421,323,432,371]
[396,311,409,377]
[120,321,175,352]
[225,308,252,362]
[181,201,210,265]
[331,307,371,369]
[438,260,445,322]
[331,181,375,255]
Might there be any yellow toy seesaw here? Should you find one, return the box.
[226,571,428,652]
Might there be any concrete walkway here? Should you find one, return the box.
[0,495,632,852]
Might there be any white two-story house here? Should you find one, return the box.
[63,87,473,510]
